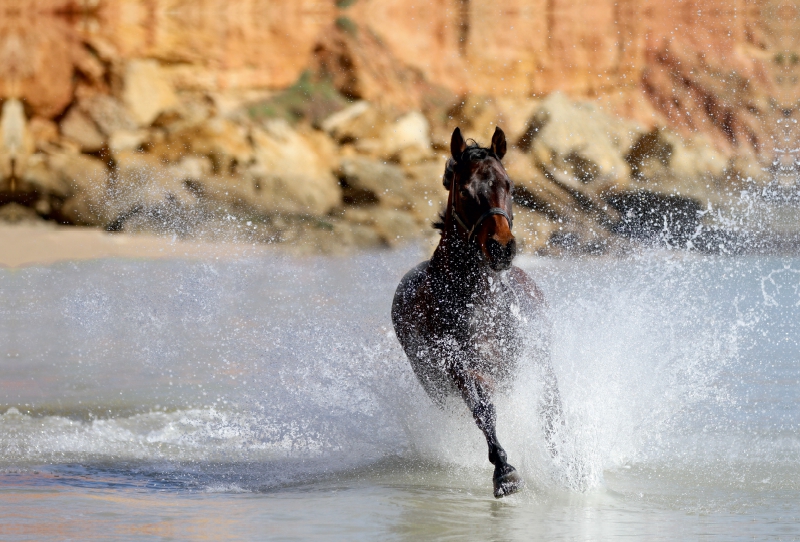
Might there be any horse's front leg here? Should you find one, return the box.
[449,362,524,498]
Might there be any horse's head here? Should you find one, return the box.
[443,127,516,271]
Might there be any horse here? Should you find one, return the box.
[391,127,563,498]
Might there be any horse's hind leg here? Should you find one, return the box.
[452,366,524,498]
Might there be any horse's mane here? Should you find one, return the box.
[432,140,496,231]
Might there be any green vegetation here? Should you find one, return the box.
[774,52,800,65]
[336,0,357,8]
[247,71,349,126]
[335,16,358,37]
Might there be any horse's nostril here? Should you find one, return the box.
[487,238,516,268]
[506,239,517,259]
[487,238,502,261]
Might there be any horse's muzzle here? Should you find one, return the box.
[486,237,516,271]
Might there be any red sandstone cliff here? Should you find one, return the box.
[0,0,785,159]
[0,0,793,253]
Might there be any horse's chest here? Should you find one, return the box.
[465,287,525,360]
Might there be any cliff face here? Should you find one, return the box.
[0,0,794,253]
[0,0,785,157]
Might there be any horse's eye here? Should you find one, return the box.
[459,188,469,198]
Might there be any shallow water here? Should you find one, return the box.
[1,248,799,540]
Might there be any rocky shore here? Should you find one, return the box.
[0,0,795,256]
[0,75,785,256]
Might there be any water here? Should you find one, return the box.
[1,247,799,540]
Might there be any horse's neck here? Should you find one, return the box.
[429,219,493,300]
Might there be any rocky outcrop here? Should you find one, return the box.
[0,0,793,253]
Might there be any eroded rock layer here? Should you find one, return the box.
[0,0,795,253]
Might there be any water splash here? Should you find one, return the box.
[5,250,777,497]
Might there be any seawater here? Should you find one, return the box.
[0,247,798,540]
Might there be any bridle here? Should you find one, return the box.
[446,156,513,243]
[452,205,513,243]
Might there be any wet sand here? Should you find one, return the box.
[0,224,271,268]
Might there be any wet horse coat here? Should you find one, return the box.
[392,127,562,497]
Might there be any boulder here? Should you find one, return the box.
[662,131,728,182]
[167,156,214,182]
[527,93,641,194]
[0,99,34,182]
[730,152,769,186]
[108,129,149,155]
[122,60,179,127]
[378,111,432,161]
[21,154,62,196]
[626,128,732,207]
[103,151,201,231]
[46,153,110,224]
[80,94,138,136]
[342,207,420,246]
[321,101,386,143]
[28,117,61,152]
[60,108,105,153]
[248,119,341,216]
[151,116,252,172]
[111,151,197,210]
[338,156,408,207]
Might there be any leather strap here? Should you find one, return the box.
[452,206,513,243]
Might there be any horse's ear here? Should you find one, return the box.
[450,127,466,161]
[443,158,456,190]
[491,126,507,160]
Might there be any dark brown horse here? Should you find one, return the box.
[392,127,563,498]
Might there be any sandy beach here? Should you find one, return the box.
[0,224,275,268]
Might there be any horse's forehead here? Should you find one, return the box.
[468,159,508,187]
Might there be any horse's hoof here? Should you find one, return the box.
[493,464,524,498]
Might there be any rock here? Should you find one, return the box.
[248,119,341,216]
[122,60,179,127]
[0,99,34,182]
[21,154,61,195]
[626,128,732,206]
[104,151,201,231]
[321,101,386,143]
[159,93,215,133]
[662,131,728,181]
[527,93,641,194]
[322,103,431,161]
[167,156,214,182]
[46,153,110,224]
[342,207,420,246]
[511,207,558,254]
[112,151,197,209]
[0,203,43,224]
[494,98,541,144]
[339,156,408,207]
[28,117,60,152]
[152,116,252,173]
[379,111,432,161]
[444,97,539,149]
[108,129,149,155]
[60,108,105,153]
[80,94,138,136]
[730,153,769,186]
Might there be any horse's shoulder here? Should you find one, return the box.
[392,260,430,321]
[507,265,547,312]
[395,261,430,297]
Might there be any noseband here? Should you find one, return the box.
[445,155,513,243]
[452,206,513,243]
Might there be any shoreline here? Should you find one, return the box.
[0,224,278,268]
[2,222,798,269]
